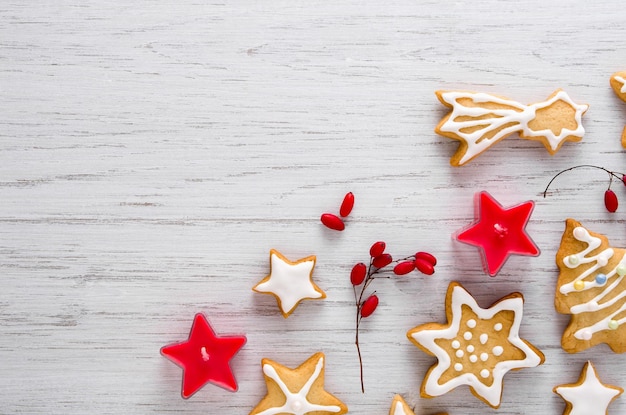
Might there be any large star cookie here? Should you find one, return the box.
[160,313,246,398]
[253,249,326,318]
[249,352,348,415]
[407,282,544,408]
[555,219,626,353]
[554,361,623,415]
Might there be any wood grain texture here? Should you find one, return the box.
[1,0,626,413]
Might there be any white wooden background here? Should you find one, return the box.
[2,1,626,414]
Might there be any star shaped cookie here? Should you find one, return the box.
[253,249,326,318]
[161,313,246,398]
[554,361,622,415]
[456,191,540,276]
[407,282,544,408]
[389,395,416,415]
[249,352,348,415]
[610,71,626,102]
[388,394,449,415]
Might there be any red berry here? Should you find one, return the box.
[605,189,618,212]
[415,258,435,275]
[369,241,386,258]
[360,295,379,318]
[321,213,345,231]
[415,251,437,267]
[339,192,355,217]
[623,174,626,186]
[393,261,415,275]
[372,253,393,268]
[351,262,367,285]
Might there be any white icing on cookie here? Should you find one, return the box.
[253,249,324,317]
[554,361,623,415]
[389,395,416,415]
[258,356,342,415]
[392,402,407,415]
[559,226,626,339]
[615,76,626,94]
[437,90,588,165]
[407,283,544,408]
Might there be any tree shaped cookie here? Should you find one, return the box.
[555,219,626,353]
[435,89,588,166]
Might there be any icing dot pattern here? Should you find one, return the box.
[443,308,518,384]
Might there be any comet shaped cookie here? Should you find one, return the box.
[435,89,588,166]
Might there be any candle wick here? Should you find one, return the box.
[200,346,210,362]
[493,223,508,238]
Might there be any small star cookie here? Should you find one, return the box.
[407,282,544,408]
[249,352,348,415]
[389,395,415,415]
[388,394,448,415]
[253,249,326,318]
[554,361,622,415]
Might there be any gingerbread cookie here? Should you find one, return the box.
[555,219,626,353]
[435,89,588,166]
[388,394,448,415]
[610,71,626,148]
[389,395,415,415]
[554,361,623,415]
[610,71,626,103]
[249,352,348,415]
[407,282,544,408]
[253,249,326,318]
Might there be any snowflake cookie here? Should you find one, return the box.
[249,352,348,415]
[253,249,326,318]
[407,282,544,408]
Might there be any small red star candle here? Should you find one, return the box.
[456,191,540,276]
[161,313,246,398]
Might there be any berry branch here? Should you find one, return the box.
[543,165,626,212]
[351,241,436,393]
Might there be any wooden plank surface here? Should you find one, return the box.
[1,1,626,413]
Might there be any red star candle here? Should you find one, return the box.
[161,313,246,398]
[455,191,540,276]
